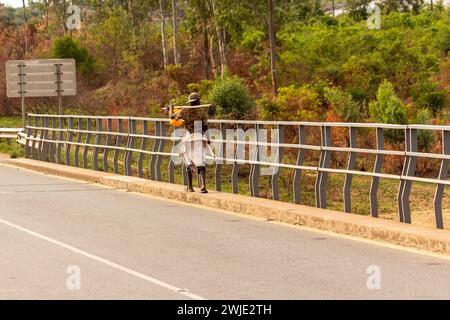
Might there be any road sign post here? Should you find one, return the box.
[18,62,26,128]
[55,63,64,115]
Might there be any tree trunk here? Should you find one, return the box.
[268,0,278,96]
[431,0,434,11]
[22,0,28,56]
[216,29,227,76]
[128,0,135,26]
[62,0,67,34]
[209,34,218,78]
[159,0,168,70]
[43,0,49,32]
[203,20,210,79]
[172,0,180,65]
[332,0,335,17]
[211,1,227,77]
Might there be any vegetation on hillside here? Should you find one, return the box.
[0,1,448,227]
[0,0,448,125]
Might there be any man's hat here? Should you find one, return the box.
[187,92,200,103]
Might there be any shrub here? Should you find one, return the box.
[346,0,372,21]
[260,85,324,121]
[187,80,215,99]
[209,77,254,119]
[414,108,435,151]
[241,29,266,50]
[410,79,447,116]
[369,80,408,142]
[369,80,408,124]
[52,36,95,75]
[324,87,362,122]
[166,64,198,92]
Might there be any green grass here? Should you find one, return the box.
[0,116,22,128]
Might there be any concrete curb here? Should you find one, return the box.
[3,157,450,256]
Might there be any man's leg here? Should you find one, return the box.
[198,166,208,193]
[185,165,194,192]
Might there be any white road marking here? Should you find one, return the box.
[0,217,206,300]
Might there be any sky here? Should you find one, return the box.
[2,0,23,8]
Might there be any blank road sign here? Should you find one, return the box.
[6,59,76,98]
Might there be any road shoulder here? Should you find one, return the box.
[3,156,450,257]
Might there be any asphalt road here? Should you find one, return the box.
[1,164,450,299]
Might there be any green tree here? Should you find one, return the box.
[414,108,435,151]
[91,6,133,73]
[52,36,95,74]
[369,80,407,142]
[209,76,254,119]
[369,80,407,124]
[260,85,324,121]
[324,87,362,122]
[346,0,371,20]
[410,79,447,116]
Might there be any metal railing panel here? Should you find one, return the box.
[23,114,450,229]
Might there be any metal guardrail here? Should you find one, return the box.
[23,114,450,229]
[0,128,23,144]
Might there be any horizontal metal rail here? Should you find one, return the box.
[23,114,450,229]
[0,128,23,140]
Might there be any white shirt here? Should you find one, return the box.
[179,132,214,167]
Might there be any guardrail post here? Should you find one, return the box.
[215,123,226,191]
[156,121,166,181]
[369,128,384,217]
[271,124,284,201]
[398,127,418,224]
[249,123,261,197]
[52,117,58,163]
[40,116,49,161]
[167,124,176,184]
[25,115,32,158]
[315,125,332,209]
[74,117,83,167]
[231,124,244,194]
[48,117,56,163]
[51,117,58,163]
[65,117,74,166]
[138,120,148,178]
[38,116,43,161]
[103,118,113,172]
[433,130,450,229]
[82,118,92,169]
[93,118,102,171]
[57,116,64,164]
[343,127,357,213]
[150,121,161,180]
[113,119,123,174]
[30,116,38,160]
[124,118,136,176]
[37,116,44,161]
[293,125,306,204]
